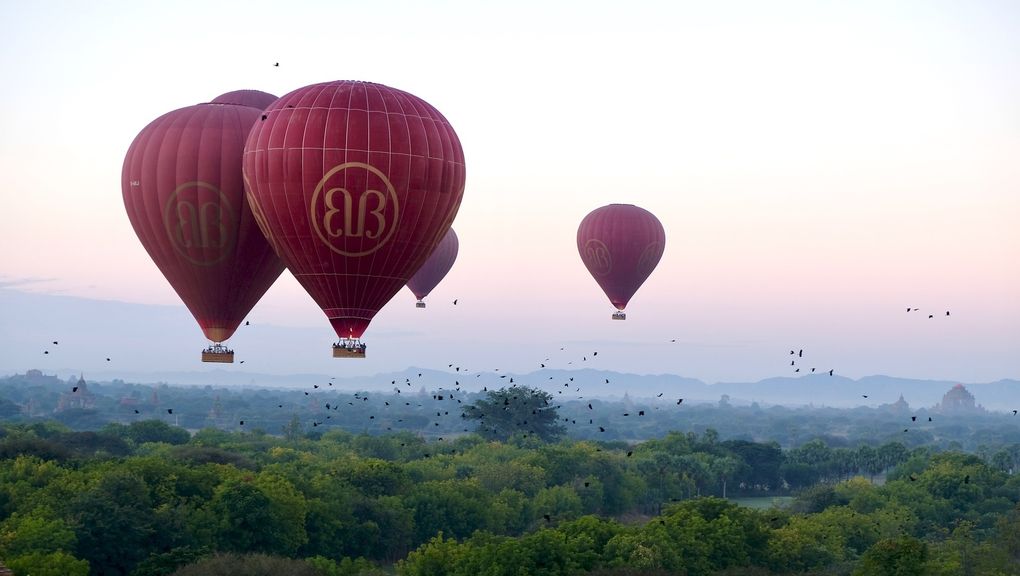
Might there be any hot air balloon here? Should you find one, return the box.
[122,100,285,362]
[577,204,665,320]
[211,90,278,110]
[407,228,459,308]
[243,81,466,357]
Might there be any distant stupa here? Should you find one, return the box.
[55,373,96,412]
[887,394,910,414]
[935,384,985,414]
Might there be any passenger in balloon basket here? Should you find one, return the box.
[332,338,367,358]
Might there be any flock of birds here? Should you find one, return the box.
[40,302,1019,438]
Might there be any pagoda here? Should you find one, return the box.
[935,384,985,414]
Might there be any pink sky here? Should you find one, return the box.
[0,0,1017,383]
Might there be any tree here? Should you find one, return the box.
[462,386,565,442]
[70,471,157,576]
[170,552,325,576]
[210,481,278,554]
[853,536,928,576]
[125,420,191,445]
[6,550,90,576]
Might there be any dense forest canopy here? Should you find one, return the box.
[1,371,1019,575]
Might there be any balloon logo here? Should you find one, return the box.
[310,162,400,256]
[581,238,612,276]
[577,204,665,319]
[163,182,236,265]
[243,80,466,355]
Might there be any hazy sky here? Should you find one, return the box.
[1,0,1018,384]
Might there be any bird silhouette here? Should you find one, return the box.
[273,62,279,67]
[453,299,458,305]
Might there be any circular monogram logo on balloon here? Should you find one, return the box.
[582,238,613,276]
[637,241,663,278]
[163,181,236,266]
[311,162,400,257]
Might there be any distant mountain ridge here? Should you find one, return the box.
[14,367,1020,413]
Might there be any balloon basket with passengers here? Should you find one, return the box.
[201,343,235,363]
[332,339,367,358]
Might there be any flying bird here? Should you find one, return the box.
[453,299,458,305]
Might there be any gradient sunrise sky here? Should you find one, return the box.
[0,0,1017,383]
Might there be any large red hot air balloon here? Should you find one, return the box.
[577,204,665,320]
[243,81,466,357]
[122,101,285,362]
[406,228,459,308]
[211,90,278,110]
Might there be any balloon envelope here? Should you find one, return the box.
[577,204,665,312]
[122,103,285,343]
[243,80,466,339]
[210,90,278,110]
[407,228,459,303]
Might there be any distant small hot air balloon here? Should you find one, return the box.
[122,99,285,362]
[210,90,278,110]
[243,80,466,357]
[407,228,459,308]
[577,204,665,319]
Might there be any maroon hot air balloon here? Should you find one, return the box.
[243,80,466,357]
[123,102,286,362]
[577,204,665,320]
[211,90,278,110]
[406,228,459,308]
